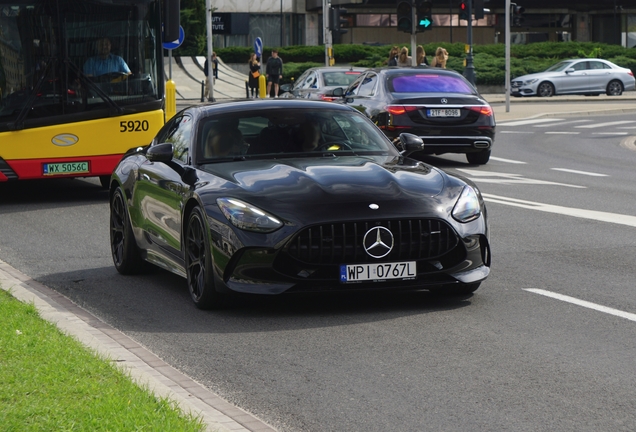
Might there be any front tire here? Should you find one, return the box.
[185,207,223,309]
[537,81,555,97]
[606,80,623,96]
[110,187,145,274]
[466,150,491,165]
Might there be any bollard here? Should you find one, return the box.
[201,80,205,102]
[165,79,176,121]
[258,74,266,99]
[245,80,250,99]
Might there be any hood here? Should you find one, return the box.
[512,71,559,82]
[198,155,459,223]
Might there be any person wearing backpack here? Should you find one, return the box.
[265,49,283,97]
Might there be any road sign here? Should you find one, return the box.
[162,25,184,50]
[254,37,263,58]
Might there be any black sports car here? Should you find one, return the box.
[327,67,496,165]
[109,99,491,309]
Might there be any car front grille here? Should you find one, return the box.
[285,219,459,265]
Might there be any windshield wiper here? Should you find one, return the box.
[12,58,56,131]
[66,59,123,114]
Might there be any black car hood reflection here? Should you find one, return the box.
[198,155,450,221]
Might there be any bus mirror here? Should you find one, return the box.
[163,0,180,42]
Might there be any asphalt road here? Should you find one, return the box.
[2,109,636,431]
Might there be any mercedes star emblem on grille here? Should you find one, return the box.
[363,226,394,259]
[441,98,448,104]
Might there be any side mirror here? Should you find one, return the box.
[280,83,292,93]
[398,133,424,158]
[565,68,575,74]
[147,143,174,162]
[332,87,344,97]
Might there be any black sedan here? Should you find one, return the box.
[328,67,496,164]
[279,66,365,101]
[109,99,491,309]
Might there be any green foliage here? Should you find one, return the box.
[0,289,205,431]
[210,42,636,86]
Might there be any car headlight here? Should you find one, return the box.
[523,78,538,86]
[217,198,283,233]
[452,186,481,223]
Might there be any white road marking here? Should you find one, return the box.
[482,193,636,227]
[489,156,527,164]
[592,132,629,135]
[524,289,636,323]
[499,131,535,134]
[551,168,608,177]
[497,118,564,127]
[545,131,580,134]
[617,126,636,129]
[533,120,591,128]
[459,170,585,188]
[575,120,634,129]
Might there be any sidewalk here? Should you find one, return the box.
[0,259,277,432]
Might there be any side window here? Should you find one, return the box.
[357,73,377,97]
[294,71,309,90]
[572,61,587,71]
[161,114,192,163]
[588,61,604,70]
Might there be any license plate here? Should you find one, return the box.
[427,109,460,118]
[43,161,90,176]
[340,261,416,283]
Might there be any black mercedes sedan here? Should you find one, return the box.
[109,99,491,309]
[328,67,496,164]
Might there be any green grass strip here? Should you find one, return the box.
[0,289,205,431]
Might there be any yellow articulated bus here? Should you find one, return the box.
[0,0,179,188]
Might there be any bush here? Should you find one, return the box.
[212,42,636,86]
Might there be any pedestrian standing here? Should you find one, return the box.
[248,53,261,98]
[416,45,428,66]
[387,46,399,66]
[203,52,219,100]
[396,46,412,67]
[266,49,283,97]
[431,47,448,68]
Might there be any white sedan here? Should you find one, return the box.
[511,58,635,97]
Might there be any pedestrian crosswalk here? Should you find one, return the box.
[497,117,636,136]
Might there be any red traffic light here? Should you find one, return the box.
[460,1,466,10]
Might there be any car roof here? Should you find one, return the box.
[185,98,357,118]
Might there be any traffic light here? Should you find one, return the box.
[458,1,469,21]
[473,0,484,20]
[329,7,348,34]
[511,3,525,27]
[397,1,413,33]
[415,0,433,32]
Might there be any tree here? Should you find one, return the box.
[173,0,207,56]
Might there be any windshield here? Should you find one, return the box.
[0,0,162,130]
[322,71,362,87]
[545,61,575,72]
[197,108,398,162]
[389,73,475,94]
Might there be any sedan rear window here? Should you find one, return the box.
[323,71,362,87]
[389,74,474,94]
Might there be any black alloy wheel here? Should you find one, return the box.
[537,81,555,97]
[606,80,624,96]
[110,187,144,274]
[185,207,222,309]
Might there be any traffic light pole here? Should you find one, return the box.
[463,0,475,86]
[323,0,332,67]
[505,0,511,112]
[411,4,417,66]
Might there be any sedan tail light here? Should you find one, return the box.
[629,71,634,77]
[467,106,493,117]
[320,95,337,102]
[386,105,419,115]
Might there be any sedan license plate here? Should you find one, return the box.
[43,161,90,176]
[340,261,416,283]
[427,109,460,118]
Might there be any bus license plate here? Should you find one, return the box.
[340,261,416,283]
[427,109,460,118]
[43,161,90,176]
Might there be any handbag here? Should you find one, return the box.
[251,71,260,78]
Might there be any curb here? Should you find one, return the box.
[0,259,277,432]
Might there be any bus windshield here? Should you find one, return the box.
[0,0,162,131]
